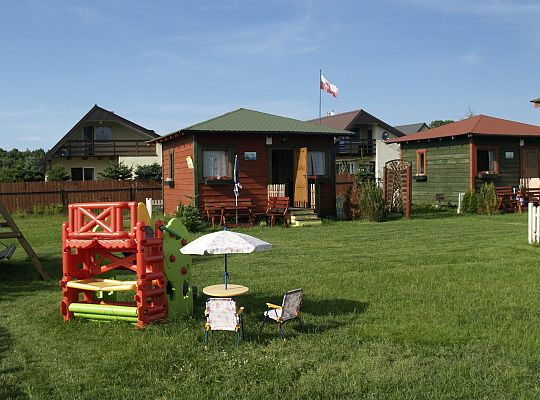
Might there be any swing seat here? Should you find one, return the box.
[0,244,16,260]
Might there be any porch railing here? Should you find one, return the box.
[336,138,376,156]
[56,140,157,158]
[267,183,286,198]
[268,182,318,209]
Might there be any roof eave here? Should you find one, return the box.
[150,129,354,144]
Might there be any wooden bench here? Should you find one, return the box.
[203,198,255,227]
[518,187,540,211]
[266,197,290,227]
[495,186,518,212]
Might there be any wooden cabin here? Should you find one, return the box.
[150,108,352,218]
[389,115,540,205]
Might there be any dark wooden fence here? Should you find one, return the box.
[336,173,355,197]
[0,180,162,212]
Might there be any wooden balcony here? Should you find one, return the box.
[56,140,157,158]
[336,138,376,156]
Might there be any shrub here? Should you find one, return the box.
[461,192,470,213]
[46,165,70,181]
[462,191,478,214]
[175,202,206,232]
[358,180,387,222]
[98,161,133,180]
[134,163,162,180]
[348,185,361,220]
[476,183,499,215]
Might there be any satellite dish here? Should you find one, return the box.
[59,148,69,157]
[382,131,390,142]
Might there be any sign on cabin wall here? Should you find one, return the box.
[244,152,257,161]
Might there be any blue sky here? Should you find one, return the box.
[1,0,539,150]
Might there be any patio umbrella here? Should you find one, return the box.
[180,229,271,289]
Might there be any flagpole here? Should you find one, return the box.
[319,69,322,124]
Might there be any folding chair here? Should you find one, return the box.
[0,242,16,261]
[204,298,244,347]
[260,288,304,339]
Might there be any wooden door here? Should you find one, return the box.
[293,147,308,207]
[521,149,540,188]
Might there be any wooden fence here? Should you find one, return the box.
[336,173,355,197]
[0,180,162,212]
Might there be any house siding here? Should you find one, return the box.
[163,136,194,214]
[196,133,269,214]
[472,137,520,190]
[402,137,470,205]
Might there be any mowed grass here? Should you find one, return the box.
[1,211,539,399]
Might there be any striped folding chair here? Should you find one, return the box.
[260,288,304,339]
[204,298,244,348]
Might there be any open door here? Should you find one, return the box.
[293,147,308,207]
[521,149,540,188]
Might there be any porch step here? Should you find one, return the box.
[291,217,322,227]
[288,208,317,216]
[288,208,322,227]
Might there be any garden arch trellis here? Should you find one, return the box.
[383,159,412,219]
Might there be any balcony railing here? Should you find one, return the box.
[336,138,376,156]
[56,140,157,158]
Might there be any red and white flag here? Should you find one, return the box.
[320,74,339,98]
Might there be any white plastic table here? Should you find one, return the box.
[202,284,249,297]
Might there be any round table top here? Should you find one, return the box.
[203,284,249,297]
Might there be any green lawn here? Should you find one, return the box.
[1,211,539,399]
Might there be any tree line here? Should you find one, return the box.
[0,148,162,182]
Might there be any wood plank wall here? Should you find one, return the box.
[401,137,472,205]
[163,136,194,214]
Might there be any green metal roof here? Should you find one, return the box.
[154,108,353,143]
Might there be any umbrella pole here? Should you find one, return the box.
[235,194,238,226]
[224,253,228,289]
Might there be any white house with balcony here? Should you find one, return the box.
[40,105,161,180]
[310,109,405,180]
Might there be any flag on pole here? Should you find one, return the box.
[320,75,339,98]
[233,154,242,199]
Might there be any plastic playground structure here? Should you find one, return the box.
[60,201,193,327]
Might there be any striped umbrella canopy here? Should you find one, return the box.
[180,229,272,288]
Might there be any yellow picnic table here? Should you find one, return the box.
[203,284,249,297]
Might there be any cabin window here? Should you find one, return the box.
[203,150,231,179]
[307,151,327,176]
[168,150,174,179]
[71,167,94,181]
[416,149,427,175]
[477,147,499,174]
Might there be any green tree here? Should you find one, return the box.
[134,163,162,180]
[46,165,70,181]
[98,161,133,180]
[0,148,45,182]
[429,120,454,129]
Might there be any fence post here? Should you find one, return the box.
[405,165,412,219]
[60,189,66,208]
[536,204,540,244]
[129,186,135,201]
[146,197,153,219]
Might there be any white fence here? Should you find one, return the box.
[145,197,163,218]
[528,203,540,244]
[310,183,317,209]
[267,184,286,198]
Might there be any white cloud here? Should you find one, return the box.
[456,53,480,65]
